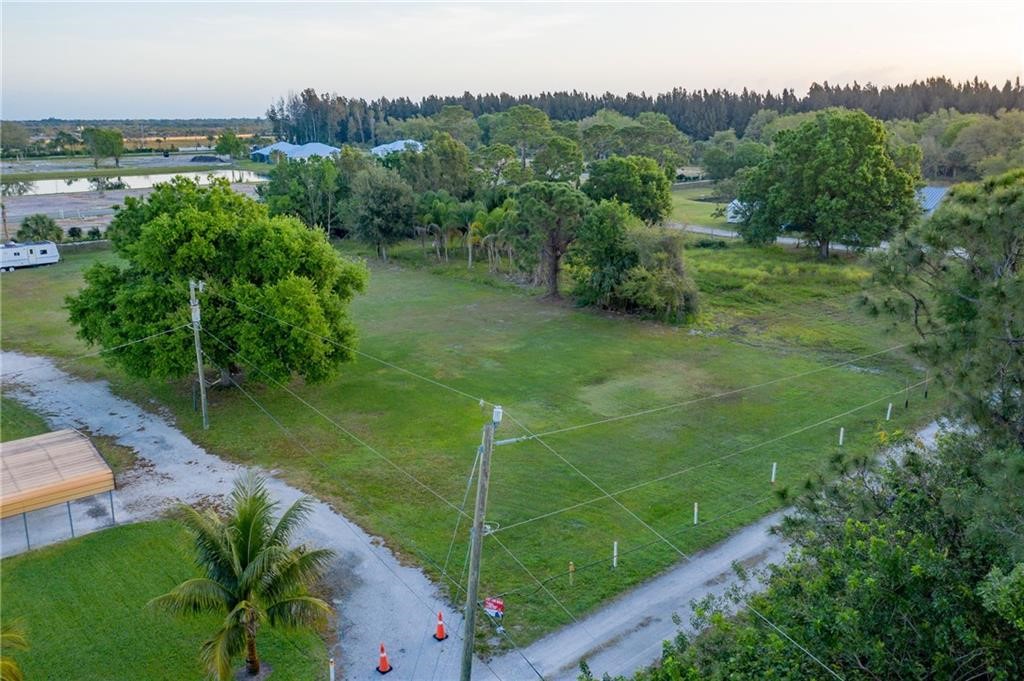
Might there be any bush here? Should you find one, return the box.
[16,214,63,243]
[688,238,729,250]
[87,227,102,240]
[67,226,83,240]
[614,230,699,321]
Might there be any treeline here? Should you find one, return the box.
[13,117,270,137]
[267,76,1023,144]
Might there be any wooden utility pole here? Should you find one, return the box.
[460,407,500,681]
[190,279,209,429]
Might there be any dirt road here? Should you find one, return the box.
[0,351,942,680]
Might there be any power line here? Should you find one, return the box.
[500,343,908,444]
[209,350,507,681]
[204,288,491,406]
[500,408,849,680]
[2,323,191,382]
[492,380,926,536]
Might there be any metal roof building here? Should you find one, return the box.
[917,186,949,216]
[371,139,424,157]
[250,141,340,163]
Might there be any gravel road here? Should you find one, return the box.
[0,350,942,680]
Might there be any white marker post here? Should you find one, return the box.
[693,502,699,525]
[886,403,893,421]
[839,427,845,446]
[329,658,336,681]
[771,462,777,484]
[612,541,618,569]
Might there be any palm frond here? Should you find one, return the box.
[237,544,289,596]
[263,548,335,604]
[178,505,239,588]
[0,620,28,652]
[1,657,25,681]
[265,595,332,630]
[228,472,278,567]
[148,578,233,615]
[268,495,315,548]
[199,621,246,681]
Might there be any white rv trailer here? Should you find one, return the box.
[1,241,61,271]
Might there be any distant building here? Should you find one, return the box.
[250,141,340,163]
[917,186,949,216]
[725,199,746,224]
[370,139,424,157]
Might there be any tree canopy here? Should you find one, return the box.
[350,165,415,260]
[67,177,367,384]
[16,214,62,243]
[214,131,247,158]
[867,169,1024,446]
[81,127,124,168]
[583,155,672,224]
[738,108,921,258]
[510,181,589,297]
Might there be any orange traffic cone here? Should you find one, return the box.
[376,642,393,675]
[433,611,448,641]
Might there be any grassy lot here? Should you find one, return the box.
[670,184,732,229]
[0,521,326,680]
[0,242,943,646]
[0,396,49,441]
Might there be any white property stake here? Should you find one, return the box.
[613,541,618,569]
[839,427,845,446]
[771,462,777,484]
[693,502,699,525]
[886,403,893,421]
[329,658,336,681]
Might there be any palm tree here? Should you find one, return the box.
[150,473,333,680]
[0,619,28,681]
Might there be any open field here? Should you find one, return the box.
[0,395,50,441]
[670,184,731,229]
[0,521,326,680]
[0,242,943,645]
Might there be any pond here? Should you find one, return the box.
[1,170,264,196]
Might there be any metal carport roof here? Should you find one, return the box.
[1,429,114,519]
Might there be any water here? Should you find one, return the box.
[1,170,264,196]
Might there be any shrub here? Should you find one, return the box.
[87,227,102,240]
[16,214,62,243]
[67,226,83,240]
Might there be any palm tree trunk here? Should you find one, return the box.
[245,616,260,675]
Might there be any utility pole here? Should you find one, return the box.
[190,279,209,429]
[460,405,502,681]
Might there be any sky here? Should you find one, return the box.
[2,1,1022,120]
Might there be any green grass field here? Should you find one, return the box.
[0,521,326,681]
[670,184,732,229]
[0,241,942,646]
[0,396,50,441]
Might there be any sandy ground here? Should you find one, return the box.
[0,350,944,680]
[1,152,223,175]
[4,183,260,222]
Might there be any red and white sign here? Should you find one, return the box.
[483,597,505,618]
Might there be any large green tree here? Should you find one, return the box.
[257,157,340,233]
[81,127,125,168]
[214,131,247,159]
[532,136,584,184]
[738,108,920,258]
[151,473,333,680]
[491,105,553,168]
[583,155,672,225]
[510,181,589,297]
[351,165,415,260]
[867,169,1024,446]
[67,178,367,384]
